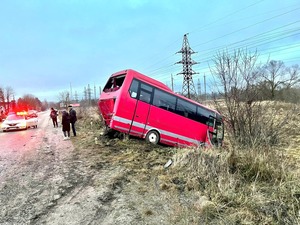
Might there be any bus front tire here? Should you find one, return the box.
[146,130,160,145]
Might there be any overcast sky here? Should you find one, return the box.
[0,0,299,102]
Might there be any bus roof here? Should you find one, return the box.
[111,69,172,92]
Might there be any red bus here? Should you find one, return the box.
[98,69,224,147]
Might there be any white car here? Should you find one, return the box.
[1,112,38,132]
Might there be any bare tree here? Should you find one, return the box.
[0,87,5,103]
[211,50,288,148]
[260,60,286,99]
[4,86,14,112]
[284,64,300,89]
[58,91,70,108]
[5,86,14,101]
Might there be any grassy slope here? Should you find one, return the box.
[73,106,300,225]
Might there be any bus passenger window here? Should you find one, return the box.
[129,79,139,99]
[139,91,151,103]
[139,83,153,103]
[153,89,176,112]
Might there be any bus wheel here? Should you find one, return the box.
[146,130,160,145]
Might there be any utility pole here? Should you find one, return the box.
[204,73,207,101]
[176,33,198,99]
[88,84,91,105]
[171,74,174,91]
[197,78,201,98]
[94,83,96,100]
[84,87,87,101]
[70,83,73,102]
[74,91,78,102]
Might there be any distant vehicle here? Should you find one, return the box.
[1,111,38,132]
[98,69,224,148]
[28,110,38,118]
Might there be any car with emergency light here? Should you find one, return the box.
[1,111,38,132]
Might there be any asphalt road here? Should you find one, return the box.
[0,111,82,224]
[0,111,49,173]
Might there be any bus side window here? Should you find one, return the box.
[139,83,153,104]
[153,89,176,112]
[139,90,151,103]
[197,106,214,125]
[175,99,186,117]
[129,79,139,99]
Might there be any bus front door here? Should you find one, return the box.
[129,100,150,138]
[207,115,224,147]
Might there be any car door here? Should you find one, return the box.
[26,115,34,127]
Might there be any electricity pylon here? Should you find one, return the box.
[176,33,198,99]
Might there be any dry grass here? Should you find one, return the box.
[72,105,300,224]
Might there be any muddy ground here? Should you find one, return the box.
[0,111,184,225]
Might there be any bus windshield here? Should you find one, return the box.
[103,74,126,92]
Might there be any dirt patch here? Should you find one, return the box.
[68,129,179,225]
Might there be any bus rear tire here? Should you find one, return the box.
[146,130,160,145]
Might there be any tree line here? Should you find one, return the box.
[0,86,44,113]
[211,49,300,148]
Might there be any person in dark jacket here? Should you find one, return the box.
[61,110,70,140]
[68,105,77,136]
[50,107,58,127]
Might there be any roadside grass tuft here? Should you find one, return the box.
[166,146,300,224]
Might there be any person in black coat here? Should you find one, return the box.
[68,105,77,136]
[50,107,58,127]
[61,110,70,140]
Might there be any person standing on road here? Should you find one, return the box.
[50,107,58,128]
[68,105,77,136]
[61,110,70,140]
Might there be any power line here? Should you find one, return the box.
[139,3,300,92]
[189,0,266,34]
[148,22,300,79]
[193,6,300,48]
[195,21,300,59]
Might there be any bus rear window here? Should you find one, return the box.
[103,74,126,92]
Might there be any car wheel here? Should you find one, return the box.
[146,130,160,145]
